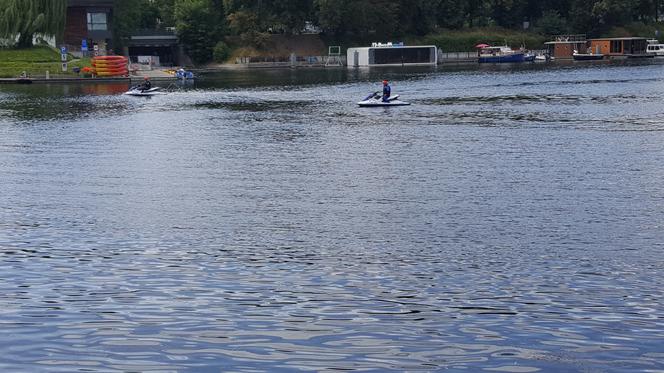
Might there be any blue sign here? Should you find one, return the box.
[60,46,67,54]
[81,39,88,52]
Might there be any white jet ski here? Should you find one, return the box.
[358,92,410,107]
[124,87,165,96]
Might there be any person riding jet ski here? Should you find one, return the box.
[382,80,391,102]
[136,76,152,92]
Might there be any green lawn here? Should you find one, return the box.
[0,46,92,78]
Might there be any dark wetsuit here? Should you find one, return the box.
[382,84,391,102]
[139,80,152,91]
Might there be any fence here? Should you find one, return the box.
[235,55,347,67]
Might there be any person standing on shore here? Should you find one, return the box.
[382,80,391,102]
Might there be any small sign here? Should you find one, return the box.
[61,54,67,62]
[60,46,67,54]
[82,39,88,52]
[62,63,68,72]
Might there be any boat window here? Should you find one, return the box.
[373,48,434,65]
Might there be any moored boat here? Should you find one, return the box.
[572,50,604,61]
[646,39,664,56]
[477,45,526,63]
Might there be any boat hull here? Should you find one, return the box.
[478,53,525,63]
[573,54,604,61]
[124,88,164,96]
[358,99,410,107]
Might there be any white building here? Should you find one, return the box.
[347,43,438,67]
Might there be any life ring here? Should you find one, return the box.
[93,56,127,61]
[93,63,127,68]
[94,68,128,73]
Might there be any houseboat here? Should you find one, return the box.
[544,35,588,59]
[477,46,526,63]
[346,43,438,67]
[589,37,652,58]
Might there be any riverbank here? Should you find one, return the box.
[0,46,91,78]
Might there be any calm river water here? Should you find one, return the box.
[1,61,664,372]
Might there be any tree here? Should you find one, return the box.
[155,0,176,27]
[0,0,67,48]
[175,0,224,64]
[535,10,568,35]
[268,0,314,33]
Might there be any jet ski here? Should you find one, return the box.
[358,92,410,107]
[124,87,165,96]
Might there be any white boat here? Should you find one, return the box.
[358,93,410,107]
[572,50,604,61]
[124,87,165,96]
[646,39,664,56]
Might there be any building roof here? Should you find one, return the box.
[544,41,587,45]
[347,45,437,51]
[129,31,178,47]
[590,37,648,41]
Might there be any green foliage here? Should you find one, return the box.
[0,0,66,48]
[212,41,230,62]
[607,21,664,38]
[535,10,569,35]
[420,28,547,52]
[175,0,224,64]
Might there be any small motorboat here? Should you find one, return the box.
[477,46,526,63]
[573,50,604,61]
[123,87,165,96]
[646,39,664,57]
[358,92,410,107]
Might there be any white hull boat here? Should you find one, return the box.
[358,93,410,107]
[124,87,165,96]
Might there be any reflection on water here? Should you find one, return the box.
[1,61,664,372]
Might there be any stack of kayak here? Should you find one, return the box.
[92,56,128,77]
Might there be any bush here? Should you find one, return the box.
[213,41,230,62]
[419,28,547,52]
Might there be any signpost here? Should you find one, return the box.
[60,46,68,72]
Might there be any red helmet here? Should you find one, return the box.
[383,80,388,84]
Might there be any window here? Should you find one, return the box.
[610,40,621,54]
[87,12,107,31]
[373,48,434,65]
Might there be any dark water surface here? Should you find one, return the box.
[1,62,664,372]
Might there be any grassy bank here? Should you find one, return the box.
[0,46,91,78]
[607,21,664,39]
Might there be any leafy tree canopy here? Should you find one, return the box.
[0,0,66,48]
